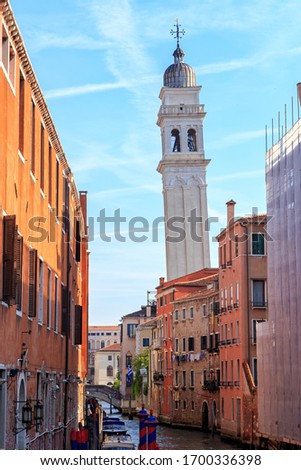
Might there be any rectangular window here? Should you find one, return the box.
[189,307,194,318]
[231,398,235,420]
[202,304,207,316]
[61,284,69,336]
[2,215,16,303]
[191,401,195,411]
[252,233,265,255]
[40,125,45,191]
[182,371,186,387]
[236,321,239,344]
[74,305,82,345]
[201,335,207,350]
[221,398,224,419]
[9,44,15,85]
[31,100,35,175]
[182,308,186,320]
[127,324,138,338]
[252,280,266,307]
[190,370,194,387]
[236,359,240,385]
[19,73,25,155]
[174,309,178,321]
[236,282,239,303]
[38,259,44,324]
[47,268,51,329]
[28,249,37,317]
[142,338,150,347]
[175,371,179,386]
[188,337,194,352]
[1,26,9,71]
[175,338,179,353]
[182,337,186,352]
[15,232,23,311]
[54,275,58,332]
[235,235,239,257]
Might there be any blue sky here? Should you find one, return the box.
[10,0,301,325]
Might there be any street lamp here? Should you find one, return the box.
[22,402,33,428]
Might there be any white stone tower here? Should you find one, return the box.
[157,23,211,280]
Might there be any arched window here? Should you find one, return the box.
[107,365,113,377]
[187,129,196,151]
[100,341,105,348]
[171,129,180,152]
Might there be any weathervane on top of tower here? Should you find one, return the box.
[170,19,185,48]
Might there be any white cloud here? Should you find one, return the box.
[44,81,128,100]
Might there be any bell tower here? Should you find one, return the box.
[157,22,211,280]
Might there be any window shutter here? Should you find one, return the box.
[15,232,23,310]
[61,285,68,336]
[28,248,37,317]
[3,215,16,303]
[74,304,82,345]
[75,220,81,262]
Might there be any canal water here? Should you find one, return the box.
[100,402,245,451]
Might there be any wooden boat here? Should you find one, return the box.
[101,434,136,450]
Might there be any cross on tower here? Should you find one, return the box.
[170,19,185,48]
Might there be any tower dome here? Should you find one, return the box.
[163,45,196,88]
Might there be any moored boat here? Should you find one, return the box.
[101,434,136,450]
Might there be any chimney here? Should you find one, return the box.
[146,305,151,317]
[159,277,165,286]
[297,83,301,107]
[226,200,236,227]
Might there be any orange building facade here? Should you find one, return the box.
[217,201,267,446]
[0,2,89,450]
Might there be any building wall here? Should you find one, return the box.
[94,349,120,386]
[171,279,220,431]
[88,326,120,383]
[0,4,88,450]
[257,116,301,447]
[151,269,218,423]
[217,202,267,445]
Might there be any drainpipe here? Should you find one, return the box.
[241,222,251,365]
[63,195,71,450]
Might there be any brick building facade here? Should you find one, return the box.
[0,2,89,450]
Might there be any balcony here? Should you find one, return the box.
[202,380,219,393]
[152,338,163,350]
[153,372,164,383]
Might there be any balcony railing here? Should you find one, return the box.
[152,338,163,350]
[153,372,164,383]
[202,380,219,393]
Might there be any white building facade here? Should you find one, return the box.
[88,326,120,383]
[94,344,120,386]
